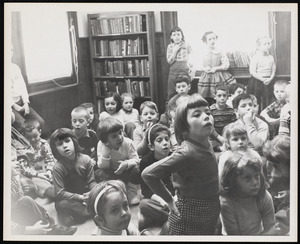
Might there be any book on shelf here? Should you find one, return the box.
[97,99,104,114]
[131,81,141,98]
[144,81,150,97]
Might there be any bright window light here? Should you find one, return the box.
[21,10,73,83]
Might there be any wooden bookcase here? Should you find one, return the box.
[87,12,157,114]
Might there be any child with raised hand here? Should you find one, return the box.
[87,180,139,235]
[120,93,140,139]
[95,117,141,205]
[142,94,220,235]
[197,31,236,105]
[263,135,290,234]
[219,151,281,235]
[80,102,99,133]
[71,106,98,166]
[218,123,261,177]
[99,92,124,125]
[139,124,175,231]
[231,93,269,155]
[248,36,276,110]
[166,26,192,100]
[50,128,97,227]
[133,101,159,157]
[209,83,237,152]
[20,119,56,199]
[226,83,246,108]
[10,147,77,235]
[260,80,288,138]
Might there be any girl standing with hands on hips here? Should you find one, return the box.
[248,36,276,111]
[142,94,220,235]
[166,27,192,100]
[197,31,236,105]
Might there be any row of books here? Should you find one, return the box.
[94,59,150,77]
[90,14,147,35]
[94,79,151,98]
[93,37,147,57]
[226,51,255,68]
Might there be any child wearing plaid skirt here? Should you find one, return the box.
[142,94,220,235]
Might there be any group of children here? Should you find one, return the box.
[10,26,292,236]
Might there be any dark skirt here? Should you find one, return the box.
[167,61,189,100]
[247,76,271,110]
[169,196,220,235]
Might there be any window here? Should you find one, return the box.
[19,10,76,84]
[178,6,269,67]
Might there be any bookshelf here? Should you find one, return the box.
[88,12,157,114]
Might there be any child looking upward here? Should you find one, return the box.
[248,36,276,110]
[95,117,141,205]
[166,26,192,100]
[87,180,139,235]
[139,124,175,231]
[197,31,236,105]
[71,106,98,165]
[133,101,159,157]
[142,94,220,235]
[260,80,288,138]
[226,83,246,108]
[50,128,97,226]
[209,83,237,151]
[80,102,99,133]
[231,93,269,155]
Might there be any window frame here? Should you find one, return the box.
[11,11,80,96]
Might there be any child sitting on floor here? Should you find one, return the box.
[71,106,98,167]
[133,101,159,157]
[80,102,99,133]
[226,83,246,108]
[139,124,175,231]
[10,147,77,235]
[87,180,139,235]
[50,128,97,227]
[219,151,281,235]
[95,117,141,205]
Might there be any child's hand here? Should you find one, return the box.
[203,66,211,73]
[167,197,180,216]
[243,110,255,125]
[23,103,30,115]
[114,161,128,175]
[25,220,52,235]
[12,103,24,112]
[263,78,271,86]
[208,67,217,73]
[37,172,51,181]
[90,158,97,167]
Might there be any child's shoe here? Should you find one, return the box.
[126,182,141,205]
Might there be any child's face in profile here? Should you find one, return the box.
[175,82,190,96]
[235,166,261,197]
[86,107,95,124]
[101,190,131,231]
[11,150,21,176]
[105,97,117,114]
[236,98,253,118]
[214,89,228,107]
[273,84,287,102]
[140,106,158,126]
[228,134,248,151]
[151,131,170,159]
[55,137,75,160]
[252,99,259,115]
[72,111,89,137]
[171,31,183,44]
[186,106,214,141]
[233,87,245,97]
[259,38,272,53]
[107,129,124,150]
[122,96,133,112]
[24,128,41,146]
